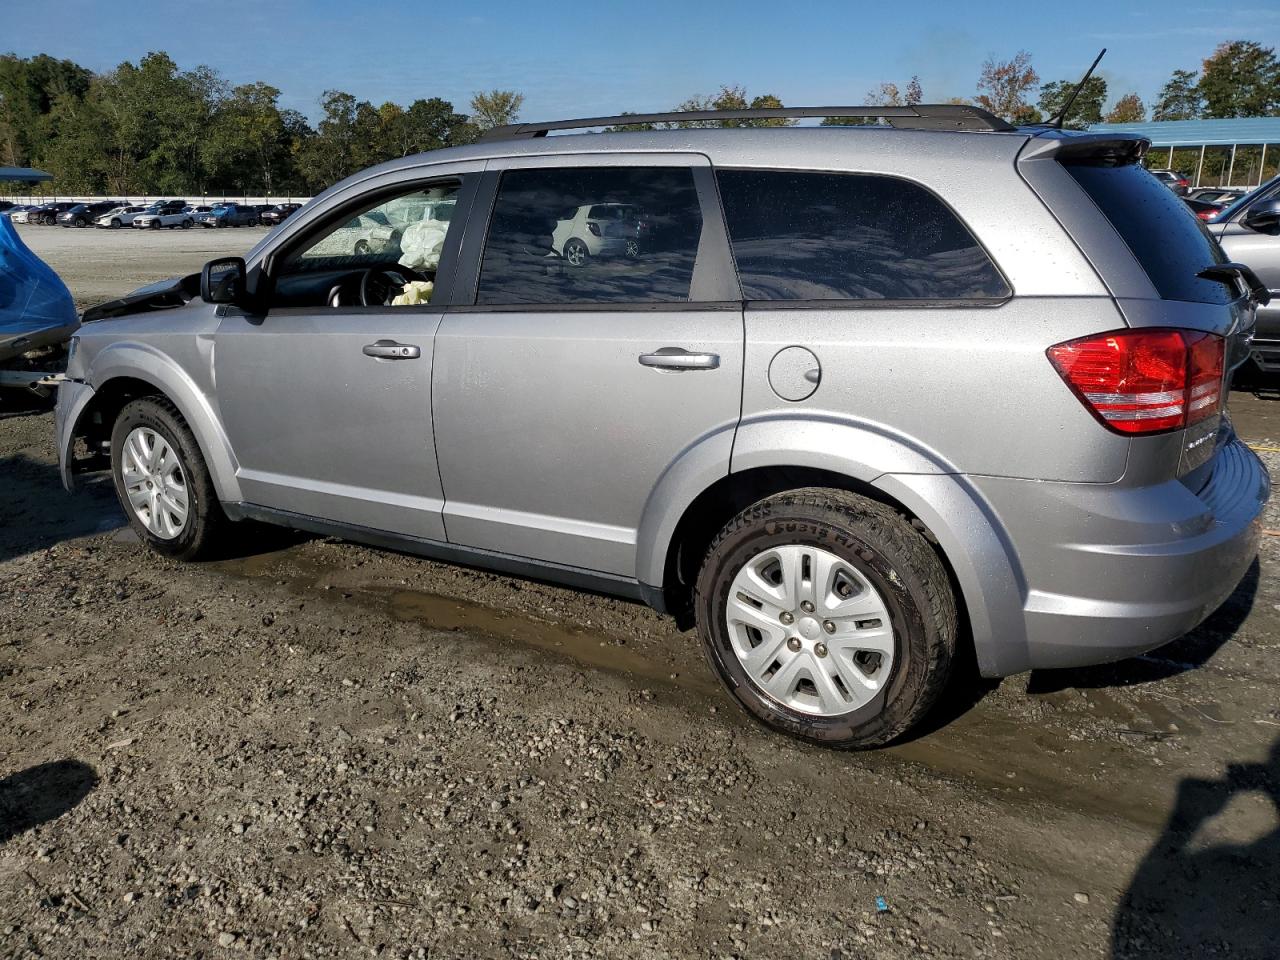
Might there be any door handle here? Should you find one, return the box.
[363,340,421,360]
[638,347,720,371]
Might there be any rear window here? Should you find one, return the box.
[1063,162,1231,304]
[715,170,1010,301]
[477,166,702,305]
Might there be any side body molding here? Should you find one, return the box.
[636,413,1031,678]
[86,340,243,503]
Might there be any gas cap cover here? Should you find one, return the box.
[768,345,821,402]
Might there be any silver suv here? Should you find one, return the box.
[56,105,1270,748]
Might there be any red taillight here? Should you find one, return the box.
[1047,329,1224,435]
[1196,208,1218,221]
[587,221,601,237]
[1177,179,1189,187]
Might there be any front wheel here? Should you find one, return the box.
[110,219,121,228]
[694,488,956,748]
[149,219,160,229]
[111,397,228,560]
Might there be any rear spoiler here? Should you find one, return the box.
[1199,262,1272,306]
[1018,133,1150,166]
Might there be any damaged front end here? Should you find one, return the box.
[0,213,79,404]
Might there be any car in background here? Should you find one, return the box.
[551,202,648,265]
[0,201,14,213]
[258,203,302,227]
[195,202,261,227]
[28,201,78,225]
[58,201,123,228]
[1209,173,1280,376]
[5,204,36,221]
[1184,196,1230,222]
[1188,187,1245,204]
[1149,169,1191,196]
[132,204,196,229]
[96,205,148,228]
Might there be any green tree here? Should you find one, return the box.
[975,51,1040,122]
[469,89,524,130]
[667,85,794,127]
[1037,76,1107,128]
[203,82,292,195]
[1199,41,1280,118]
[1105,93,1146,123]
[1152,69,1203,120]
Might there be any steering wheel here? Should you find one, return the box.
[359,266,426,306]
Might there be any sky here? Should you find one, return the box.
[5,0,1279,123]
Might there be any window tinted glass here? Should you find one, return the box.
[477,166,702,304]
[1063,162,1231,304]
[716,170,1009,301]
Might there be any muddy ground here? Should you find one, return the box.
[2,226,1279,959]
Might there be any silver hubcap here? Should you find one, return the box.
[725,545,895,717]
[120,427,189,539]
[566,243,585,265]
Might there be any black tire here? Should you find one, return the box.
[149,219,160,229]
[110,397,227,561]
[354,239,370,256]
[110,219,121,228]
[694,488,956,749]
[75,216,87,227]
[181,218,192,229]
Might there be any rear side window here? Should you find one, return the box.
[716,170,1009,301]
[1063,162,1231,304]
[477,166,703,304]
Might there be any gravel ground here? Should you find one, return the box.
[2,227,1279,959]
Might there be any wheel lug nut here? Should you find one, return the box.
[779,611,794,625]
[787,637,802,652]
[815,642,828,658]
[800,600,815,613]
[823,620,836,634]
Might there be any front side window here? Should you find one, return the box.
[476,166,703,305]
[716,169,1010,301]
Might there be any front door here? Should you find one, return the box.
[214,174,473,539]
[432,157,743,577]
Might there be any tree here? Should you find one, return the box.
[667,86,795,127]
[469,89,523,130]
[905,75,923,106]
[974,51,1039,123]
[1199,41,1280,118]
[820,77,920,126]
[1105,93,1146,123]
[1152,69,1203,121]
[1037,76,1107,128]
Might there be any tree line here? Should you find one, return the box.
[2,41,1277,196]
[0,52,526,196]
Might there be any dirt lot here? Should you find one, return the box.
[2,226,1279,959]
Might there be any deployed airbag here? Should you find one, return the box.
[0,213,78,363]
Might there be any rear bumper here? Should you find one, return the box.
[970,437,1269,673]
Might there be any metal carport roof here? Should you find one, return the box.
[1086,118,1280,147]
[0,167,54,184]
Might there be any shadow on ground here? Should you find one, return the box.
[1026,558,1259,695]
[0,760,98,846]
[1112,736,1280,958]
[0,453,122,564]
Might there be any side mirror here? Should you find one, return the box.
[1242,198,1280,233]
[201,256,248,305]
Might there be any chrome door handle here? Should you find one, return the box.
[363,340,420,360]
[638,347,720,371]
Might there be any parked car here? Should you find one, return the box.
[96,205,149,228]
[132,205,195,230]
[1149,168,1191,196]
[56,107,1269,749]
[58,201,123,228]
[0,201,14,213]
[258,203,303,227]
[5,204,35,222]
[351,198,455,255]
[1184,196,1230,222]
[28,201,77,225]
[1208,174,1280,376]
[1188,187,1245,203]
[551,202,647,265]
[195,202,260,227]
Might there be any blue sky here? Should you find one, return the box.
[5,0,1279,122]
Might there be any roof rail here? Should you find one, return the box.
[478,104,1016,141]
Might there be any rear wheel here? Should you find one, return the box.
[694,488,956,748]
[181,218,193,229]
[110,398,227,560]
[564,238,589,267]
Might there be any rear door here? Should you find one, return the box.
[432,155,742,577]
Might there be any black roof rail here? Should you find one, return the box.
[478,104,1016,141]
